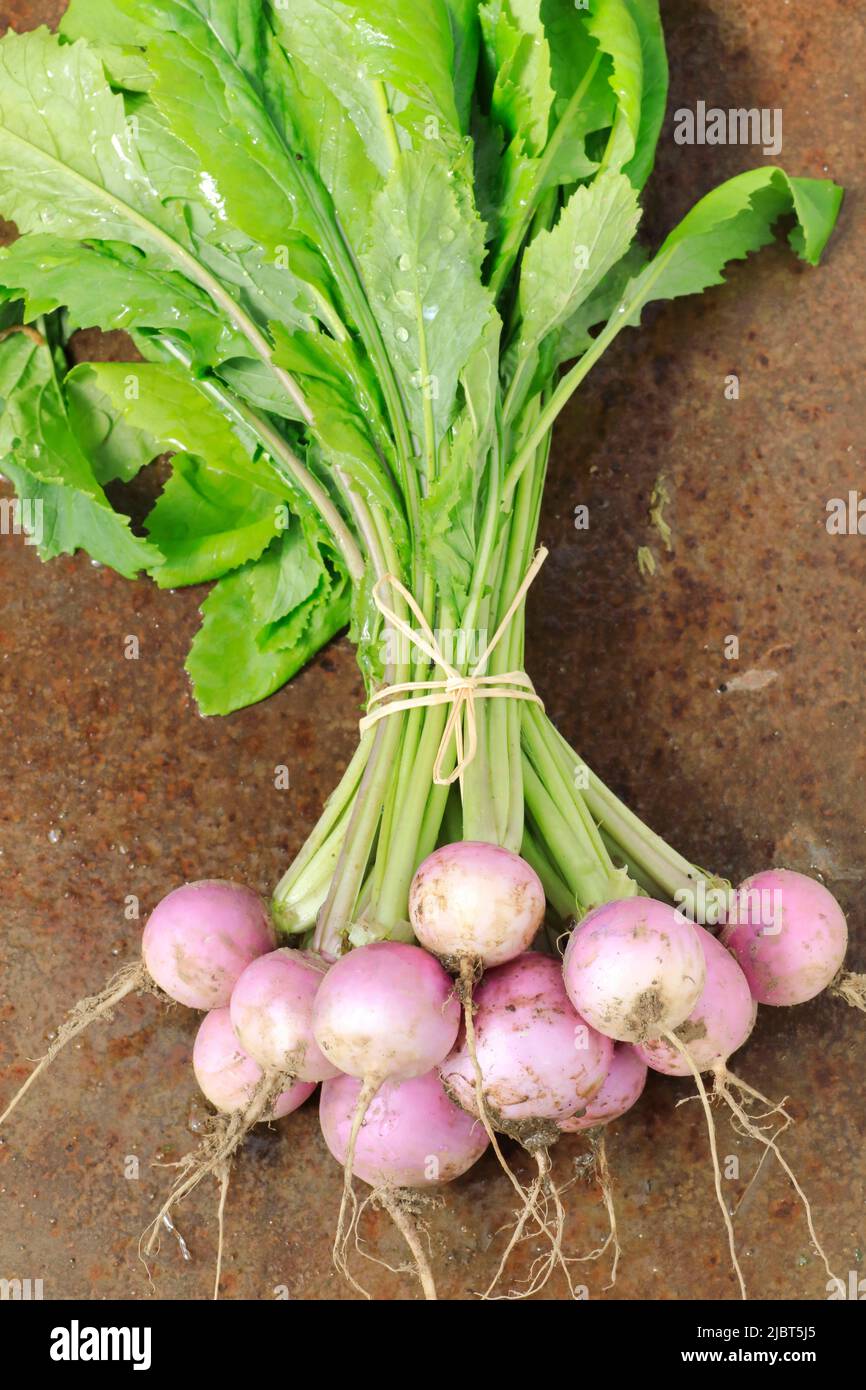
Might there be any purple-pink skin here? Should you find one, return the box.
[408,841,545,967]
[319,1069,489,1188]
[192,1008,315,1118]
[311,941,460,1084]
[141,880,275,1011]
[562,897,706,1044]
[634,926,756,1076]
[439,952,613,1123]
[559,1044,648,1133]
[720,868,848,1006]
[230,948,339,1083]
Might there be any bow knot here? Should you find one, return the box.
[359,548,548,788]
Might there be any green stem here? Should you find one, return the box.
[272,734,373,923]
[504,310,624,498]
[520,824,575,921]
[522,755,606,909]
[544,721,714,902]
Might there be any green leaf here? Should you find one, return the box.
[553,242,647,363]
[270,324,406,537]
[186,538,350,716]
[508,170,640,414]
[61,0,152,46]
[275,50,380,259]
[540,0,615,180]
[480,0,554,157]
[360,146,493,466]
[144,455,283,588]
[620,0,668,191]
[518,171,641,353]
[0,29,183,258]
[0,331,156,576]
[0,235,246,370]
[586,0,643,178]
[444,0,483,133]
[460,307,503,451]
[619,168,844,330]
[66,361,286,496]
[249,522,327,630]
[273,0,463,173]
[66,364,159,485]
[142,26,322,257]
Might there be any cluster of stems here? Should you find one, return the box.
[271,388,711,957]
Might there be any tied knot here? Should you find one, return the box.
[445,673,478,696]
[359,548,548,788]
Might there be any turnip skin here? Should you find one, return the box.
[311,941,460,1084]
[142,880,275,1010]
[721,868,848,1006]
[319,1069,489,1188]
[440,952,613,1123]
[562,897,706,1043]
[559,1044,647,1133]
[230,948,338,1083]
[408,842,545,967]
[192,1007,315,1118]
[634,927,756,1076]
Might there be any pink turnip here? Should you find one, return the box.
[562,897,706,1043]
[310,940,460,1293]
[440,952,612,1127]
[230,947,338,1082]
[192,1007,316,1118]
[408,841,545,968]
[559,1044,647,1133]
[720,868,848,1006]
[319,1068,488,1188]
[635,927,756,1076]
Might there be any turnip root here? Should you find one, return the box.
[721,868,850,1006]
[408,844,547,1229]
[319,1068,488,1300]
[230,948,338,1082]
[441,952,612,1298]
[562,897,706,1043]
[144,1006,315,1284]
[0,879,274,1129]
[142,880,275,1010]
[648,918,840,1300]
[310,941,460,1290]
[441,953,612,1129]
[192,1007,316,1118]
[558,1046,648,1288]
[311,941,460,1083]
[320,1069,489,1188]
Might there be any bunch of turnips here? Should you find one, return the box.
[4,847,857,1299]
[0,0,856,1301]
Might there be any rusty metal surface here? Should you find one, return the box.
[0,1,863,1302]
